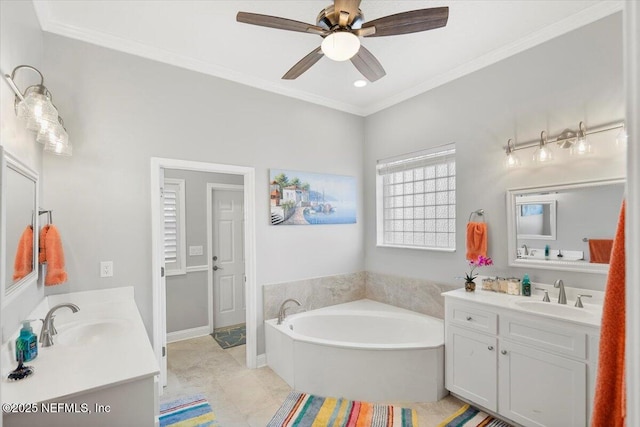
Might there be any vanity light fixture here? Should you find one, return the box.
[505,139,521,168]
[532,131,554,163]
[3,65,72,156]
[504,121,624,168]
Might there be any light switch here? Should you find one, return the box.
[189,245,203,256]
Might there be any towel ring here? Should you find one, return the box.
[38,210,53,224]
[468,209,485,222]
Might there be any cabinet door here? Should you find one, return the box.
[446,325,498,411]
[499,340,586,427]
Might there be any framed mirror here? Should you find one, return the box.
[507,178,625,274]
[1,148,39,305]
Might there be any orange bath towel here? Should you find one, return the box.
[39,224,68,286]
[466,222,487,261]
[13,225,34,281]
[589,239,614,264]
[591,200,625,427]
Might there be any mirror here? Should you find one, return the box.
[1,148,39,302]
[507,178,625,274]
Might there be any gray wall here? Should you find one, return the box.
[39,34,365,354]
[164,169,243,333]
[0,0,46,341]
[363,13,625,291]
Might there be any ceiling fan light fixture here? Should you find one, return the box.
[321,32,360,61]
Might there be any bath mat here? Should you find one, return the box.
[159,393,218,427]
[267,391,417,427]
[212,324,246,349]
[437,404,512,427]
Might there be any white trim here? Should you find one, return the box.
[167,326,210,344]
[32,2,622,117]
[206,183,244,336]
[256,353,267,368]
[185,265,208,273]
[151,158,257,400]
[624,2,640,424]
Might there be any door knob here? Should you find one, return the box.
[213,265,223,271]
[488,346,494,351]
[501,350,508,355]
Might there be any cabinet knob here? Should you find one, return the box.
[501,350,508,355]
[488,346,494,351]
[466,316,472,321]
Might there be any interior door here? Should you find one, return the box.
[212,189,245,328]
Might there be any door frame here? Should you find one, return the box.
[151,157,257,393]
[207,183,245,333]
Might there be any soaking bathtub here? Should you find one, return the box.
[265,299,446,403]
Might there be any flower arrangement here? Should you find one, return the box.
[464,255,493,291]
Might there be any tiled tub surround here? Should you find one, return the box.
[263,271,456,323]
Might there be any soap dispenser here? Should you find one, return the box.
[15,320,38,363]
[522,274,531,297]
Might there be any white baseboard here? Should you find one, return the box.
[256,353,267,368]
[167,326,210,343]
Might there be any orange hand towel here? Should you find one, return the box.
[466,222,487,261]
[589,239,614,264]
[591,200,625,426]
[12,225,34,281]
[39,224,49,264]
[42,224,68,286]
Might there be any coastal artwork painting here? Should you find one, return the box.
[269,169,357,225]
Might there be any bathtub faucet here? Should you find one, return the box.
[277,298,301,325]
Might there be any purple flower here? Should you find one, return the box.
[465,256,493,282]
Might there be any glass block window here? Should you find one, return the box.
[376,144,456,251]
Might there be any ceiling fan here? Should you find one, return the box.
[236,1,449,82]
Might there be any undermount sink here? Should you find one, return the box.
[513,300,602,321]
[55,319,131,346]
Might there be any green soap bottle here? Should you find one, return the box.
[522,274,531,297]
[15,320,38,363]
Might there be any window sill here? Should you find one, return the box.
[376,244,456,252]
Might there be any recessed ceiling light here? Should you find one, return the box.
[353,80,367,88]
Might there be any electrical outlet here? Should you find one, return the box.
[100,261,113,278]
[189,245,203,256]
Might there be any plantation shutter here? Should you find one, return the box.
[163,178,186,275]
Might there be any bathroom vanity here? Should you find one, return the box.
[444,286,601,427]
[1,287,159,427]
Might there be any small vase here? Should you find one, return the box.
[465,280,476,292]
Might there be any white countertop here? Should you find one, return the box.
[443,283,603,328]
[1,287,159,404]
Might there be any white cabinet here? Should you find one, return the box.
[445,296,599,427]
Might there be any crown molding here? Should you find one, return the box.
[33,1,622,118]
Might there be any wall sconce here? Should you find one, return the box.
[504,121,624,168]
[533,131,554,163]
[505,139,521,168]
[3,65,72,156]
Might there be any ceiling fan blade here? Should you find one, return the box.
[361,7,449,37]
[350,46,386,82]
[237,12,328,36]
[282,47,324,80]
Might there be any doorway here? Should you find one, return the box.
[150,157,257,393]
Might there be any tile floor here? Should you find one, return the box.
[164,335,464,426]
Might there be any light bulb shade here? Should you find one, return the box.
[17,86,59,132]
[505,152,521,168]
[44,140,72,156]
[569,136,592,156]
[36,120,68,146]
[321,32,361,61]
[533,145,553,163]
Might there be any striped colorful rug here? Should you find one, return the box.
[437,404,513,427]
[267,391,417,426]
[159,393,218,427]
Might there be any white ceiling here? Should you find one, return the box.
[32,1,622,116]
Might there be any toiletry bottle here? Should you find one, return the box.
[15,320,38,363]
[544,245,550,260]
[522,274,531,297]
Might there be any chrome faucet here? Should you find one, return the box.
[554,279,567,305]
[277,298,301,325]
[40,303,80,347]
[521,244,529,256]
